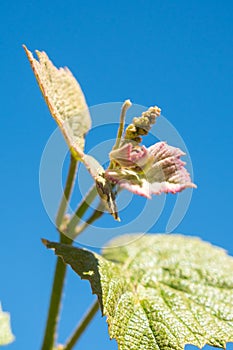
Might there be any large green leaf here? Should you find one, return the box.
[0,304,14,345]
[44,234,233,350]
[23,45,91,160]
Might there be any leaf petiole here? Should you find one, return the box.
[63,300,99,350]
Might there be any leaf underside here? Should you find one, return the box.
[0,305,14,345]
[45,234,233,350]
[23,45,91,159]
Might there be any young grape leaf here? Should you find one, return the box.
[23,45,91,160]
[0,304,14,345]
[44,234,233,350]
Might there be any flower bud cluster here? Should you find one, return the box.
[124,106,161,144]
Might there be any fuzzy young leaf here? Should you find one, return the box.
[23,45,91,159]
[0,305,14,345]
[44,234,233,350]
[107,142,196,198]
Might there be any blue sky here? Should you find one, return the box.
[0,0,233,349]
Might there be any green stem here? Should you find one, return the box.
[41,155,78,350]
[66,184,98,238]
[63,300,99,350]
[74,201,105,237]
[56,155,78,229]
[41,249,68,350]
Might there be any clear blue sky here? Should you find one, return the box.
[0,1,233,349]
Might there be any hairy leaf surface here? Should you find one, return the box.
[24,45,91,159]
[45,234,233,350]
